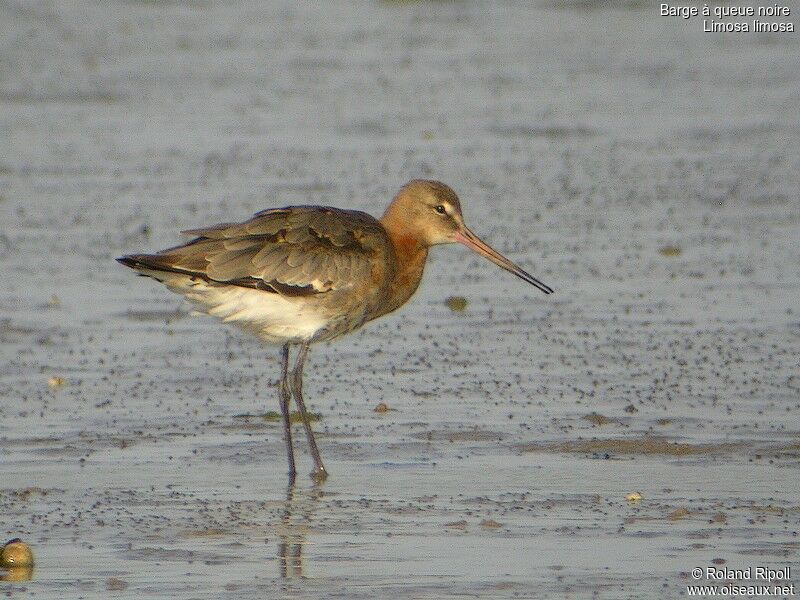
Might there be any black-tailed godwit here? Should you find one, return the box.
[118,179,552,482]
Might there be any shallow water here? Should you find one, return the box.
[2,1,799,598]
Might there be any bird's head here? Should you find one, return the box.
[381,179,553,295]
[383,179,464,246]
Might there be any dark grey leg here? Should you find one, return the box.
[279,343,296,484]
[290,341,328,481]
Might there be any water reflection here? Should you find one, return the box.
[277,484,322,579]
[0,566,33,582]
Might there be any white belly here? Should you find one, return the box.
[157,273,329,343]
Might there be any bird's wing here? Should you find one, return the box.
[141,206,390,296]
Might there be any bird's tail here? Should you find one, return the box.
[116,254,181,282]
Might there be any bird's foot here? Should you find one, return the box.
[310,466,328,483]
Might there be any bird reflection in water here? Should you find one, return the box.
[277,484,321,579]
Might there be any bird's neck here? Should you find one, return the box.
[376,221,429,318]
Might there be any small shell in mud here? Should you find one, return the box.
[374,402,391,413]
[625,491,644,503]
[1,539,34,568]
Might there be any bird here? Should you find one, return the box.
[117,179,552,483]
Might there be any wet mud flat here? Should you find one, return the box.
[1,1,799,598]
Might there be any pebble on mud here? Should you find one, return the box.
[444,296,468,312]
[626,492,644,503]
[106,576,129,591]
[47,375,66,388]
[668,507,691,520]
[658,245,682,257]
[444,519,468,529]
[709,512,727,524]
[373,402,392,413]
[582,412,611,426]
[0,539,34,568]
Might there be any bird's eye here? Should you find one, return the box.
[434,205,446,215]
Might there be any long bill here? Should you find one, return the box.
[454,227,553,295]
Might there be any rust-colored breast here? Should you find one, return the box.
[369,231,429,320]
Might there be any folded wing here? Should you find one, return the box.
[123,207,390,297]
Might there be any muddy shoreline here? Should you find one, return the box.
[2,1,799,598]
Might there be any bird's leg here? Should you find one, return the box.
[279,343,296,484]
[290,341,328,481]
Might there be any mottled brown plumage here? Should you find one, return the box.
[118,179,552,482]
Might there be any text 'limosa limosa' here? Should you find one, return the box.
[118,179,553,482]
